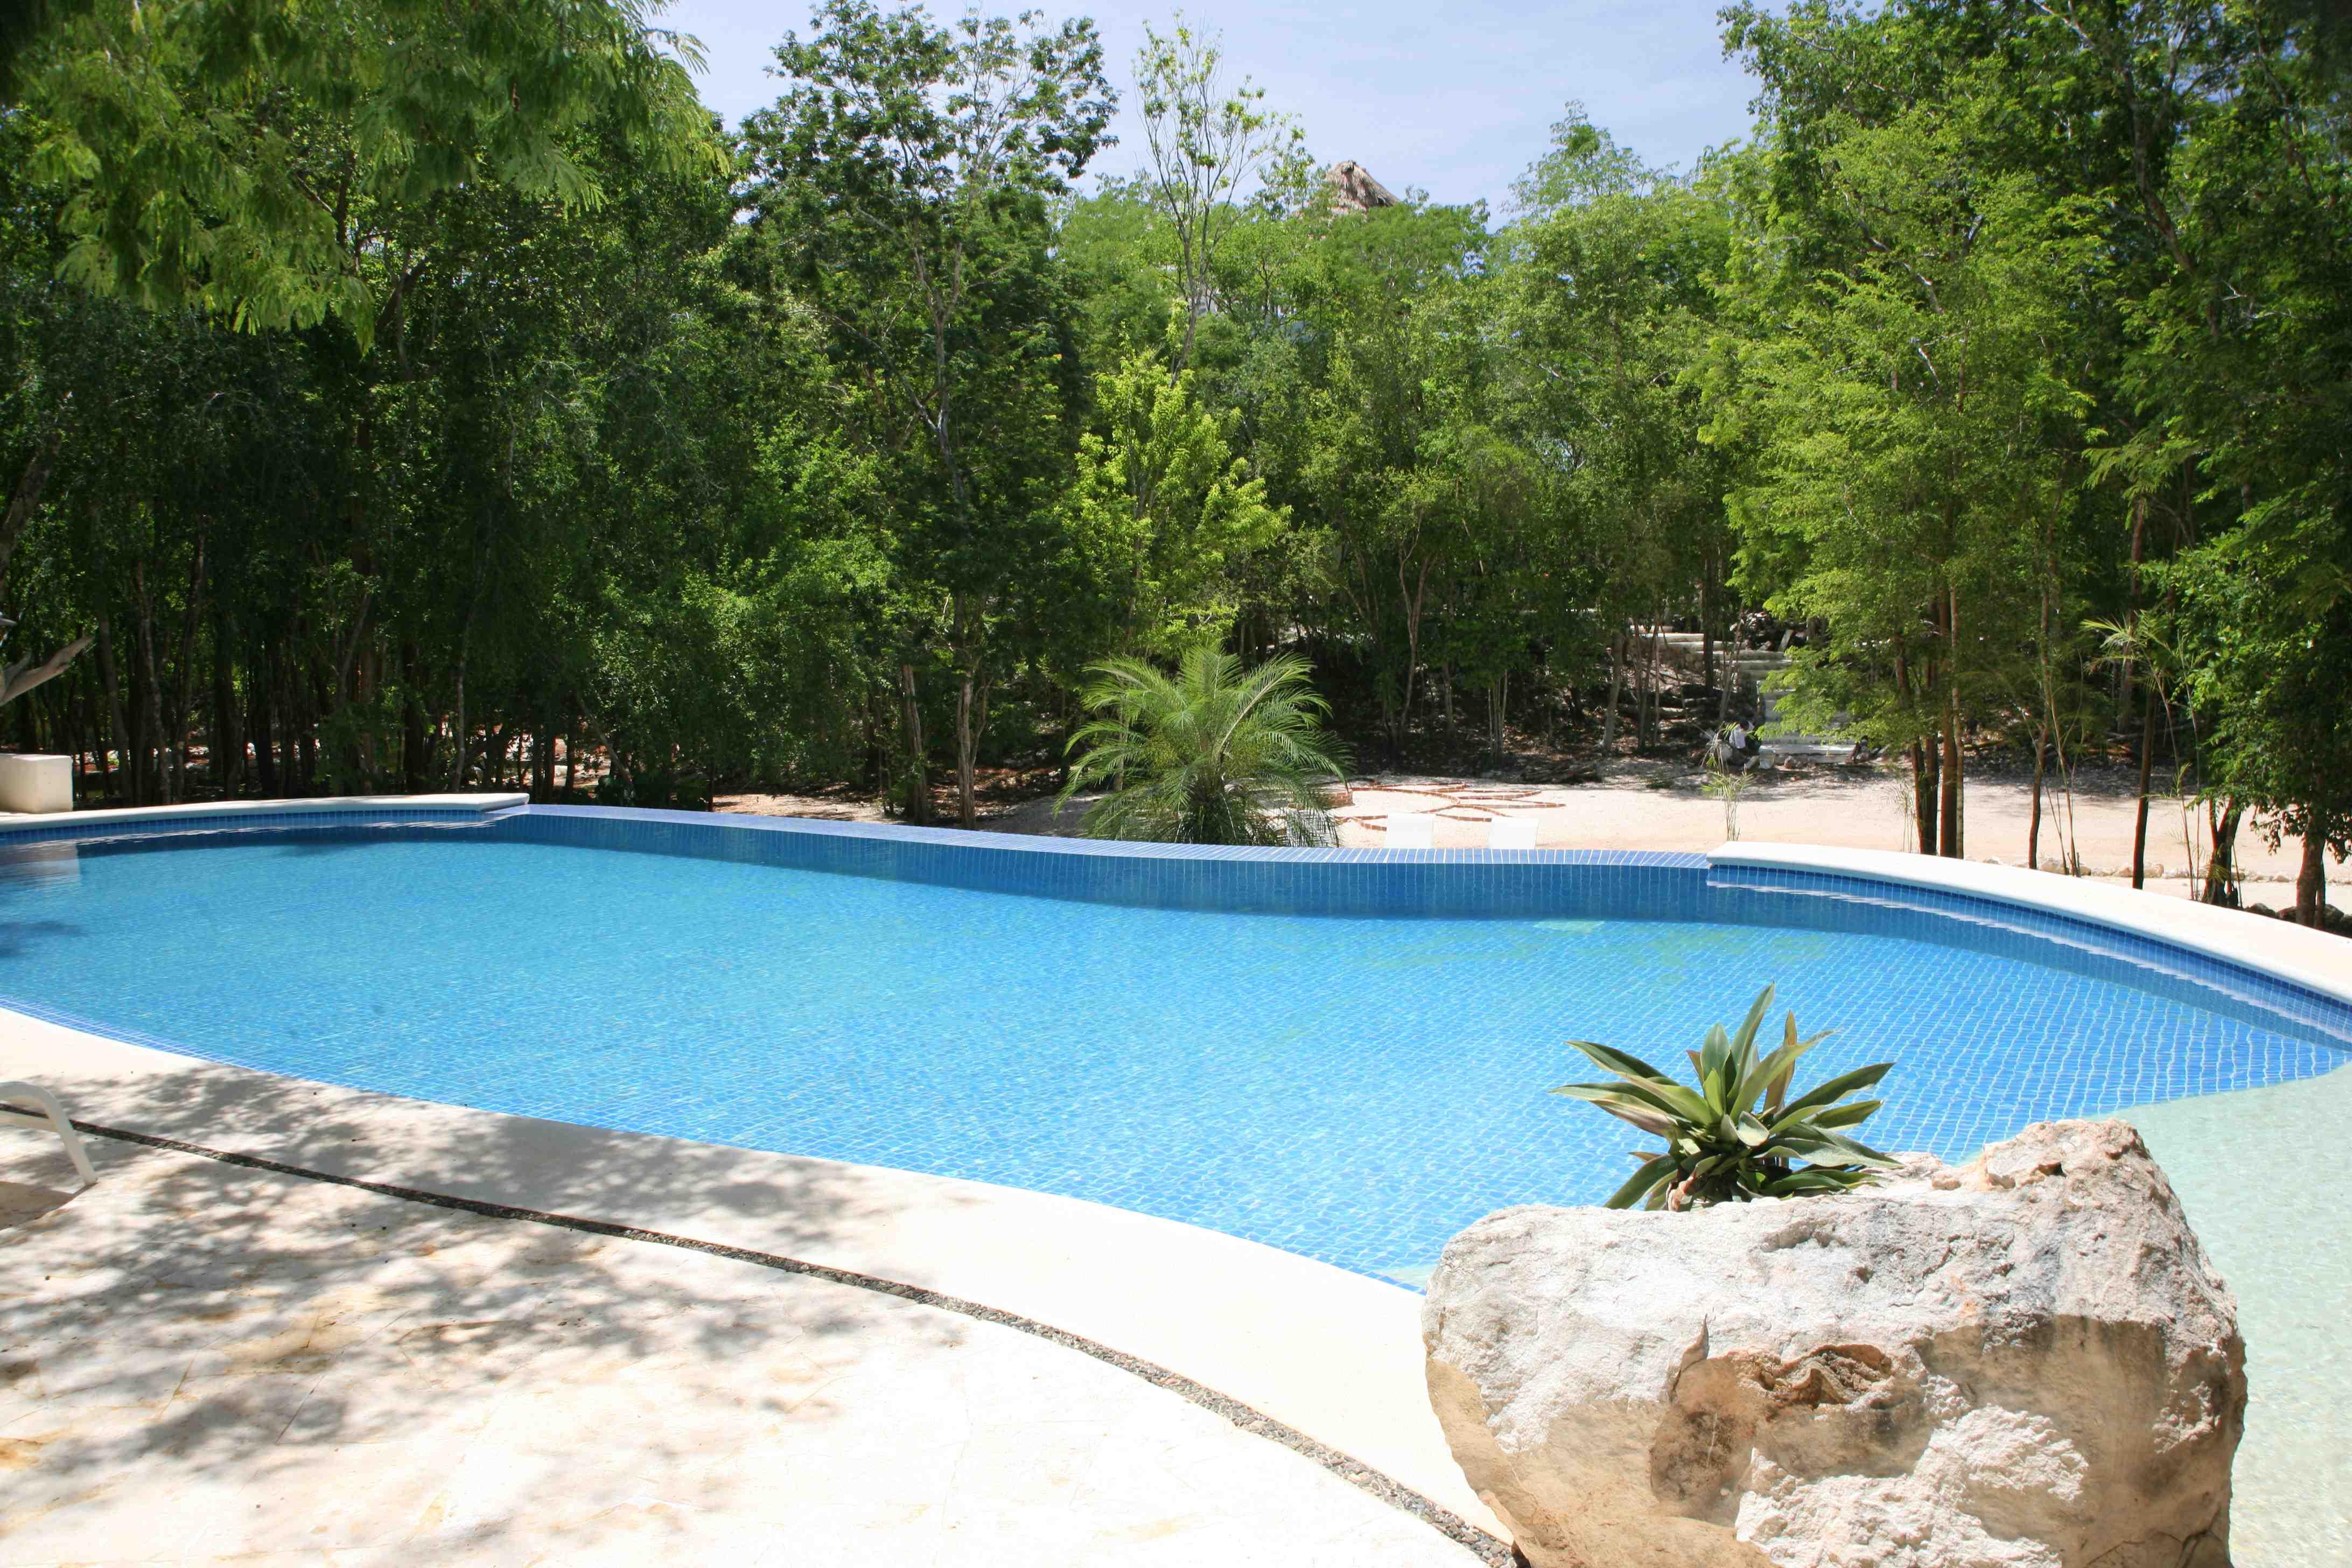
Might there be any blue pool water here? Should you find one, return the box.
[3,811,2346,1282]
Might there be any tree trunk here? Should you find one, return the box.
[250,636,279,797]
[1717,597,1735,724]
[291,650,320,793]
[898,660,929,825]
[2294,813,2330,926]
[1939,696,1963,858]
[131,561,171,805]
[209,606,242,796]
[84,683,113,798]
[1634,621,1662,752]
[1700,571,1714,699]
[0,423,66,603]
[1394,556,1430,756]
[1635,642,1651,751]
[954,669,988,829]
[307,657,335,790]
[95,616,134,804]
[169,530,206,801]
[2119,497,2147,736]
[95,703,111,796]
[1600,628,1625,755]
[2202,797,2244,906]
[2028,725,2048,872]
[400,641,426,792]
[859,687,883,794]
[1911,738,1939,856]
[1937,587,1962,858]
[447,654,469,790]
[2131,680,2159,889]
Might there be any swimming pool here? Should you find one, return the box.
[4,804,2347,1283]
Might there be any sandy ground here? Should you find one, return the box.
[892,761,2343,906]
[711,788,894,823]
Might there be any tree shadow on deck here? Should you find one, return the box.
[0,1054,992,1559]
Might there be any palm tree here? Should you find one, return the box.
[1058,648,1350,844]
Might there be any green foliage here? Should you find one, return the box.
[1062,351,1285,658]
[19,0,716,344]
[1699,748,1752,841]
[0,0,2345,908]
[1131,17,1300,371]
[1702,97,2096,849]
[1059,649,1348,844]
[1501,118,1732,750]
[1709,0,2352,906]
[740,0,1112,825]
[1553,984,1899,1210]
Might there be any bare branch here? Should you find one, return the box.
[0,635,94,708]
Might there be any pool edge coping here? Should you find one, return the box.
[0,792,528,836]
[1707,842,2352,1011]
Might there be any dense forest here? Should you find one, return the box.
[2,0,2348,919]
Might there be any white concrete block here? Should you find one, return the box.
[1384,813,1433,849]
[0,752,73,814]
[1487,816,1536,850]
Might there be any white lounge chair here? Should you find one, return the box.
[1487,816,1537,850]
[0,1081,96,1187]
[1386,813,1434,849]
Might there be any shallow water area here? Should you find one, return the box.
[2,817,2343,1281]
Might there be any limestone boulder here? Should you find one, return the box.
[1422,1119,2243,1568]
[1325,160,1398,213]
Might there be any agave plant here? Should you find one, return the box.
[1553,983,1899,1210]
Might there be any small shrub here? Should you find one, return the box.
[1058,649,1349,845]
[1700,752,1752,839]
[1553,983,1898,1210]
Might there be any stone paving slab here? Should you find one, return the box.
[0,1130,1481,1566]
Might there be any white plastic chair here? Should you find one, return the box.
[1487,815,1537,850]
[0,1081,96,1187]
[1385,813,1434,849]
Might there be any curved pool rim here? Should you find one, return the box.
[8,793,2348,1029]
[4,794,2349,1278]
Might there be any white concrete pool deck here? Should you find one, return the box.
[0,1017,1504,1565]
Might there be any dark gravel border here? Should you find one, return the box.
[27,1110,1514,1566]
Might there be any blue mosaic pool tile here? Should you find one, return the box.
[0,802,2343,1287]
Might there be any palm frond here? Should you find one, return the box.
[1059,647,1349,844]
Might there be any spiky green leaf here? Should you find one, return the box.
[1565,1037,1681,1087]
[1728,983,1775,1065]
[1605,1153,1680,1209]
[1772,1061,1894,1126]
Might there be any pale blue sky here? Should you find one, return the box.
[656,0,1766,214]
